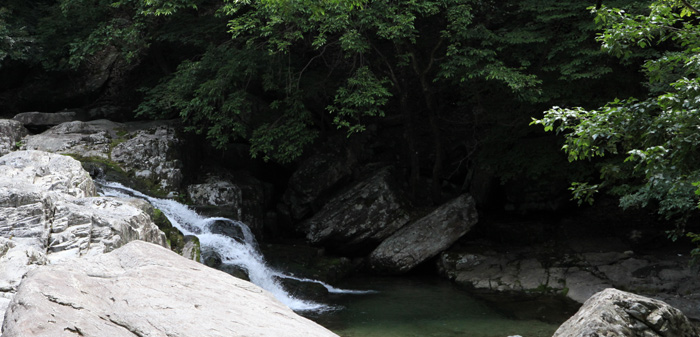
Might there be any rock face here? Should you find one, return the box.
[370,194,478,273]
[282,148,358,220]
[298,168,410,254]
[111,124,183,192]
[0,150,168,327]
[553,288,699,337]
[22,120,185,193]
[1,241,339,337]
[22,119,120,160]
[187,171,269,235]
[0,120,27,156]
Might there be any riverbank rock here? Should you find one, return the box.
[1,241,339,337]
[0,119,27,156]
[298,168,410,255]
[438,240,700,320]
[553,288,699,337]
[370,194,478,274]
[0,150,168,327]
[22,119,185,193]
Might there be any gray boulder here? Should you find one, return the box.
[553,288,699,337]
[282,149,358,220]
[1,241,339,337]
[0,119,27,156]
[12,111,79,132]
[369,194,478,273]
[187,171,269,235]
[298,168,410,254]
[111,124,184,192]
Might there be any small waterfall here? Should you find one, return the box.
[98,180,372,312]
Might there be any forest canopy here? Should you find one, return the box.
[533,0,700,259]
[2,0,699,256]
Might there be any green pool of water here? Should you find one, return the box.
[306,276,559,337]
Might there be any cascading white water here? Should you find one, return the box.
[97,180,371,312]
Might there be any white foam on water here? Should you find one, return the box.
[98,180,370,312]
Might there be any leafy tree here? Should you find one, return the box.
[533,0,700,259]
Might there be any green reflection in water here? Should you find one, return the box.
[307,276,558,337]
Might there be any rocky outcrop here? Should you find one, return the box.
[22,120,185,193]
[0,150,168,327]
[370,194,478,273]
[110,124,183,192]
[438,242,700,320]
[187,171,269,236]
[22,119,120,160]
[553,288,699,337]
[0,120,27,156]
[12,111,80,132]
[298,168,410,254]
[282,148,358,220]
[1,241,339,337]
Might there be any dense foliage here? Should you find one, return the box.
[1,0,641,205]
[533,0,700,258]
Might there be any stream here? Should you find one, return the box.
[98,180,560,337]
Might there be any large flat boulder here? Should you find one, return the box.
[12,111,79,133]
[1,241,339,337]
[553,288,699,337]
[369,194,478,274]
[298,168,410,255]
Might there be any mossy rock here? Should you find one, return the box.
[151,208,187,254]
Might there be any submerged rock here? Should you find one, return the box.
[553,288,699,337]
[369,194,478,274]
[1,241,339,337]
[298,168,410,255]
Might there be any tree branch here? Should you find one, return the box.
[681,0,700,15]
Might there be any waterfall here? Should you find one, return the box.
[97,180,372,312]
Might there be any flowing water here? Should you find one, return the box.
[99,181,561,336]
[98,180,369,312]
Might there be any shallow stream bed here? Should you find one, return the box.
[305,276,560,337]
